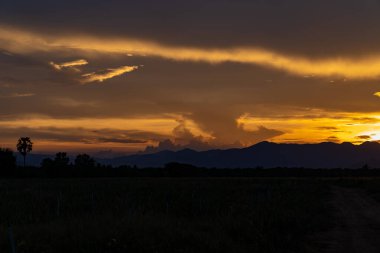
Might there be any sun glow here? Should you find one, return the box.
[238,111,380,144]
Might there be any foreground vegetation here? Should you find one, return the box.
[335,177,380,202]
[0,178,332,253]
[3,147,380,252]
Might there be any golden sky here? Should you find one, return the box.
[2,0,380,155]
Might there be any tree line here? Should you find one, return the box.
[0,137,113,177]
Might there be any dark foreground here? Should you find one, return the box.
[325,186,380,253]
[0,177,379,253]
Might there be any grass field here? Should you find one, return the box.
[0,178,333,253]
[335,178,380,201]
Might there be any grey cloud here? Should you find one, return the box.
[0,127,170,145]
[143,125,284,153]
[143,139,216,153]
[187,105,284,146]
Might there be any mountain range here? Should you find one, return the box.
[99,141,380,168]
[20,141,380,168]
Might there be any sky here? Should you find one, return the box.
[2,0,380,155]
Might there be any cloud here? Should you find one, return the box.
[350,117,380,124]
[50,97,97,107]
[326,136,340,142]
[10,93,35,97]
[82,137,147,144]
[0,117,177,135]
[142,117,283,153]
[0,125,170,152]
[48,59,138,84]
[143,119,215,153]
[316,126,338,130]
[6,3,380,154]
[356,135,371,140]
[171,117,284,149]
[239,109,380,144]
[172,119,207,143]
[81,65,139,83]
[188,108,284,146]
[164,112,284,150]
[144,124,284,153]
[0,93,35,98]
[144,139,215,153]
[4,25,380,79]
[50,59,88,70]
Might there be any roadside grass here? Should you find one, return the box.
[0,178,331,253]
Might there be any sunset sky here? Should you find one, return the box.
[2,0,380,154]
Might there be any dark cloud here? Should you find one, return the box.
[2,0,380,57]
[356,135,372,140]
[187,106,284,145]
[0,127,169,145]
[143,120,216,153]
[350,117,380,124]
[316,127,338,130]
[142,117,284,153]
[83,138,147,144]
[326,136,340,143]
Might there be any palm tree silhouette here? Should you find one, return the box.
[16,137,33,167]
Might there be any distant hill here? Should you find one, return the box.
[21,141,380,168]
[99,141,380,168]
[16,153,53,167]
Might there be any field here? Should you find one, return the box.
[0,178,335,253]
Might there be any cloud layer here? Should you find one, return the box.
[50,59,88,70]
[3,26,380,79]
[81,65,139,83]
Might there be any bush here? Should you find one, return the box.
[0,148,16,175]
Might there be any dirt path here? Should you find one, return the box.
[325,187,380,253]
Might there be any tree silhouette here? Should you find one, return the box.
[75,154,95,169]
[54,152,70,168]
[41,158,54,169]
[16,137,33,167]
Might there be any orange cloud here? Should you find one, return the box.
[0,116,210,152]
[81,65,139,83]
[0,116,176,133]
[0,93,35,98]
[50,59,88,70]
[4,25,380,79]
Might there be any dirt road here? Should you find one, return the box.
[326,187,380,252]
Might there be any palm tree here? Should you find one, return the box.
[16,137,33,167]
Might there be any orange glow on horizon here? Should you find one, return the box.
[238,111,380,144]
[0,116,211,153]
[1,110,380,153]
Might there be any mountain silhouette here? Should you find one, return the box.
[101,141,380,168]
